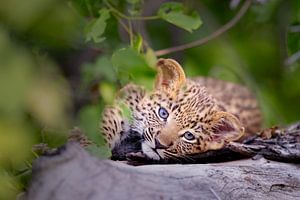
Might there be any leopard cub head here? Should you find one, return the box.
[101,59,245,161]
[131,59,245,160]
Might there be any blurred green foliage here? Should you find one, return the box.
[0,0,300,199]
[157,2,202,32]
[0,0,80,198]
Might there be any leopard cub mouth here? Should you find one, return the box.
[110,129,164,161]
[141,143,160,160]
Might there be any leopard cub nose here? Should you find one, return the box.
[154,138,168,149]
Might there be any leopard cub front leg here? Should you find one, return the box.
[101,106,127,149]
[100,84,146,160]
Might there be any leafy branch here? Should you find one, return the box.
[154,0,252,56]
[103,0,159,21]
[84,1,202,49]
[79,0,255,92]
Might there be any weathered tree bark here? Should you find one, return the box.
[24,142,300,200]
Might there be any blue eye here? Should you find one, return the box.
[158,107,169,120]
[183,131,195,140]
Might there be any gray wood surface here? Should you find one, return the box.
[24,143,300,200]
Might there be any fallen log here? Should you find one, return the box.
[24,142,300,200]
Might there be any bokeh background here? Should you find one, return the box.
[0,0,299,199]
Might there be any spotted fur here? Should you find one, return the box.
[100,59,262,161]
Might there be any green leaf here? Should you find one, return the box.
[118,102,133,123]
[111,47,154,73]
[99,82,116,104]
[127,0,142,16]
[84,8,110,43]
[157,2,202,32]
[111,47,147,70]
[144,47,157,69]
[78,104,105,146]
[81,56,117,88]
[111,47,156,86]
[287,32,300,55]
[132,34,143,53]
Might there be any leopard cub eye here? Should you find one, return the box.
[183,131,195,141]
[158,107,169,120]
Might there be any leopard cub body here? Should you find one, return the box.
[101,59,262,161]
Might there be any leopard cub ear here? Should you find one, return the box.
[208,111,245,150]
[154,59,186,98]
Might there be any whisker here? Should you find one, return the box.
[163,154,174,161]
[179,155,196,162]
[164,151,196,163]
[164,151,182,162]
[163,154,179,162]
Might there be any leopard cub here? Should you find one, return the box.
[101,59,262,161]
